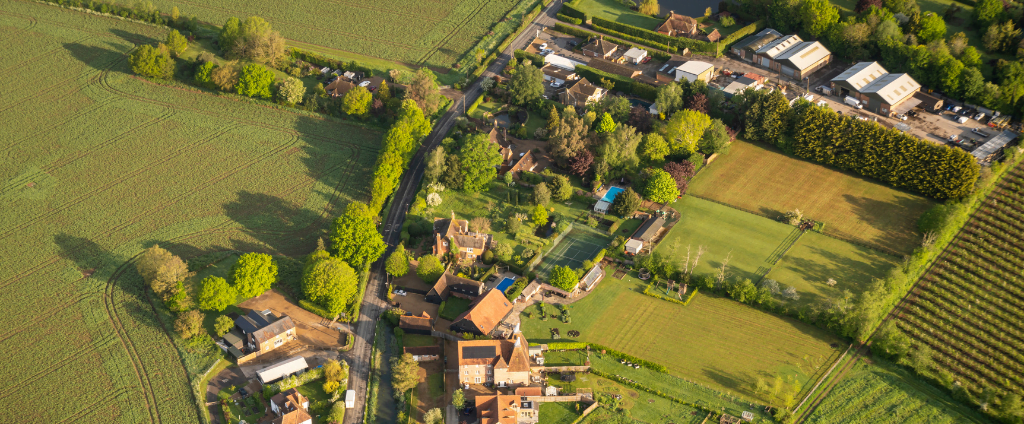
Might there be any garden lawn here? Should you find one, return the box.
[547,364,704,424]
[519,273,843,403]
[689,140,933,255]
[538,402,583,424]
[523,111,546,139]
[656,196,795,283]
[469,101,504,120]
[0,3,378,422]
[404,334,436,347]
[766,232,899,307]
[569,0,664,29]
[440,297,473,321]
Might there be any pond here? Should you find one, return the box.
[494,113,512,129]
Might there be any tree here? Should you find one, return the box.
[568,150,594,177]
[686,93,708,114]
[391,353,419,394]
[136,244,189,297]
[236,63,275,99]
[219,17,241,50]
[170,6,180,20]
[639,0,660,15]
[223,16,285,65]
[302,255,358,316]
[551,175,573,202]
[406,68,443,115]
[424,408,444,424]
[342,86,372,117]
[663,161,696,194]
[166,29,188,57]
[416,254,445,283]
[470,217,491,233]
[973,0,1004,27]
[599,125,642,176]
[325,359,347,383]
[424,146,446,185]
[385,243,409,278]
[872,321,911,360]
[916,12,946,43]
[211,61,239,91]
[276,77,306,106]
[458,133,502,192]
[232,253,278,298]
[595,112,616,133]
[549,107,590,164]
[639,133,670,163]
[330,201,386,268]
[533,182,551,206]
[509,64,544,105]
[549,265,578,291]
[129,44,174,79]
[873,19,903,42]
[214,315,235,337]
[628,106,654,133]
[532,204,549,226]
[492,242,513,262]
[547,106,561,133]
[452,389,466,409]
[663,109,712,155]
[441,154,464,190]
[198,276,236,311]
[744,89,790,146]
[800,0,839,38]
[655,82,684,116]
[960,46,982,67]
[855,0,882,12]
[611,187,641,216]
[174,310,205,339]
[698,119,730,155]
[642,169,680,203]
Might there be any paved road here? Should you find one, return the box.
[341,2,562,423]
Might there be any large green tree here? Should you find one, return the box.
[166,29,188,57]
[549,265,578,291]
[916,12,947,43]
[638,133,669,163]
[550,175,573,202]
[232,253,278,298]
[595,112,617,133]
[416,254,446,283]
[222,16,286,65]
[330,201,387,268]
[973,0,1004,27]
[533,182,551,206]
[662,110,711,155]
[532,204,549,226]
[277,77,306,106]
[385,243,409,278]
[642,169,681,203]
[698,119,730,155]
[174,310,205,339]
[198,276,236,312]
[611,187,641,217]
[302,255,358,316]
[599,125,642,176]
[391,353,420,394]
[236,63,275,99]
[407,67,443,115]
[655,82,684,116]
[458,133,502,192]
[548,106,590,165]
[129,44,174,79]
[744,89,790,147]
[423,146,446,185]
[508,63,544,105]
[214,315,235,337]
[136,244,189,297]
[343,86,372,117]
[799,0,839,38]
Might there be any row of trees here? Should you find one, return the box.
[370,99,434,212]
[743,89,979,200]
[423,132,503,195]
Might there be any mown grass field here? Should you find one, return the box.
[144,0,528,70]
[519,273,843,402]
[689,140,934,255]
[0,1,379,421]
[804,361,993,424]
[568,0,663,29]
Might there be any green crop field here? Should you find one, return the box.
[0,2,379,422]
[143,0,530,70]
[689,140,934,255]
[519,273,843,402]
[804,361,992,424]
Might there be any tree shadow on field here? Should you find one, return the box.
[53,233,125,279]
[109,28,159,47]
[222,190,328,256]
[63,42,126,73]
[841,193,927,255]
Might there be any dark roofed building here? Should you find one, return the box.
[560,77,606,108]
[582,36,619,59]
[231,309,297,355]
[631,216,665,242]
[425,271,484,304]
[587,58,641,79]
[457,333,532,388]
[450,289,514,336]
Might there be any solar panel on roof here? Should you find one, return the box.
[463,345,496,359]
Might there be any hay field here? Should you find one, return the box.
[519,273,843,402]
[144,0,529,69]
[689,140,934,255]
[0,2,379,422]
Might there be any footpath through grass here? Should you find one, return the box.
[0,3,379,422]
[689,140,933,255]
[519,273,843,402]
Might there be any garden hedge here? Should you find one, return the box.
[556,13,583,25]
[589,23,676,53]
[559,3,588,22]
[588,343,669,373]
[514,49,546,67]
[574,65,657,101]
[547,341,589,350]
[591,17,716,54]
[643,283,699,306]
[718,20,766,51]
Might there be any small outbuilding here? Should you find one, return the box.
[675,61,715,84]
[624,239,644,255]
[622,47,648,64]
[256,356,309,385]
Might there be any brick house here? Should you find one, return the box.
[656,12,700,37]
[450,289,514,336]
[433,211,491,260]
[559,78,606,108]
[582,36,618,59]
[233,310,297,354]
[457,333,532,388]
[269,388,312,424]
[425,271,484,304]
[475,393,540,424]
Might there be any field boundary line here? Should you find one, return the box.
[792,343,852,413]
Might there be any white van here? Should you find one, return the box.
[844,96,863,109]
[956,116,969,124]
[345,390,356,408]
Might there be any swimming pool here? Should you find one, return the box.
[496,277,515,293]
[601,186,625,203]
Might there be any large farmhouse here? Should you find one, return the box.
[450,288,514,336]
[457,333,533,388]
[830,61,921,116]
[433,211,491,261]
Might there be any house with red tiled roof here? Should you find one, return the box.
[475,393,539,424]
[657,12,699,37]
[433,211,491,261]
[582,36,619,59]
[457,333,532,388]
[425,271,484,304]
[450,289,514,336]
[268,388,312,424]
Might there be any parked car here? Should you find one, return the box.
[972,128,991,137]
[641,56,652,64]
[567,40,578,47]
[542,49,553,55]
[895,114,908,121]
[974,112,986,120]
[948,134,960,142]
[952,105,962,113]
[539,43,548,50]
[550,81,563,88]
[956,116,969,124]
[394,289,407,296]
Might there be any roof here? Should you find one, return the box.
[562,77,604,107]
[452,289,513,335]
[539,282,574,297]
[520,281,541,298]
[256,356,309,383]
[404,345,442,356]
[732,28,783,52]
[587,58,640,78]
[540,64,576,81]
[775,41,831,71]
[581,264,604,288]
[270,388,308,415]
[544,54,584,71]
[476,394,520,424]
[583,37,618,55]
[973,130,1018,160]
[705,28,721,42]
[427,271,484,300]
[755,34,802,58]
[859,73,920,106]
[831,61,888,91]
[251,316,296,345]
[912,90,943,109]
[624,239,643,249]
[399,311,433,332]
[271,409,313,424]
[515,387,543,396]
[222,330,245,349]
[325,77,355,97]
[724,81,753,95]
[235,310,277,334]
[675,61,714,77]
[631,216,665,242]
[457,333,531,371]
[623,47,647,60]
[657,13,699,35]
[453,233,488,250]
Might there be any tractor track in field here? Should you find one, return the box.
[0,332,116,401]
[57,387,132,424]
[0,293,92,344]
[417,0,493,66]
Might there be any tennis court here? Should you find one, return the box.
[534,226,612,278]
